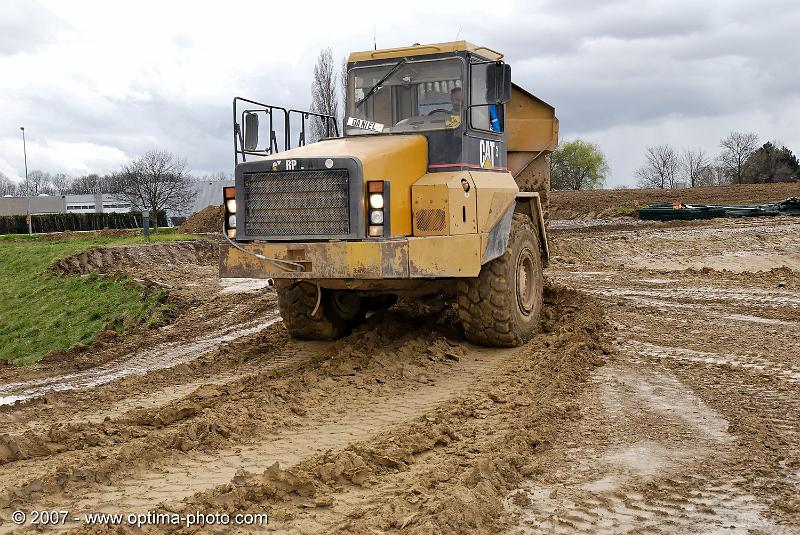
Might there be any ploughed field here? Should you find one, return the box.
[0,215,798,533]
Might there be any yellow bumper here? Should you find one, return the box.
[219,234,483,279]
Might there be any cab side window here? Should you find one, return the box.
[470,63,503,133]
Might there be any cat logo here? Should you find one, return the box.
[479,139,498,169]
[271,160,282,171]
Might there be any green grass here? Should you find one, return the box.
[612,203,640,216]
[0,230,202,365]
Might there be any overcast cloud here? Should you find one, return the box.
[1,0,799,187]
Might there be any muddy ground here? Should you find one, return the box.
[0,217,798,534]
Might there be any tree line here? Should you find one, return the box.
[635,132,799,189]
[547,132,798,191]
[0,150,232,223]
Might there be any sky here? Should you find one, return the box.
[1,0,799,188]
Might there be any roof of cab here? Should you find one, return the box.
[348,41,503,62]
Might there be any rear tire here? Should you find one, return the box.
[277,282,365,340]
[457,214,543,347]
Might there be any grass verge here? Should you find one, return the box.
[0,230,201,365]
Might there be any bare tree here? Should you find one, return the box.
[696,163,730,186]
[719,131,758,184]
[340,57,348,131]
[0,173,18,196]
[66,173,99,194]
[309,48,339,142]
[113,150,197,228]
[50,173,71,194]
[19,170,53,196]
[66,173,117,194]
[681,148,709,188]
[635,145,680,189]
[197,171,233,182]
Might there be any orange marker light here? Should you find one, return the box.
[367,181,384,193]
[224,187,236,199]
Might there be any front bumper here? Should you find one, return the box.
[219,234,484,280]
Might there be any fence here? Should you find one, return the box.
[0,211,168,235]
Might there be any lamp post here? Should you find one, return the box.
[20,127,32,234]
[19,127,28,183]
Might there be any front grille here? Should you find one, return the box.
[244,170,350,236]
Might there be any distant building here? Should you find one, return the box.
[65,194,132,214]
[0,195,65,216]
[0,194,133,217]
[2,182,224,223]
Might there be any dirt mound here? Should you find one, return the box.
[96,228,139,238]
[550,182,799,219]
[49,241,218,276]
[180,205,224,234]
[35,228,140,242]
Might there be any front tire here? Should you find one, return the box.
[277,282,365,340]
[457,214,544,347]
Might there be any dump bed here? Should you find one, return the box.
[505,84,559,211]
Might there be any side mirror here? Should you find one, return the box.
[486,63,512,104]
[244,112,259,151]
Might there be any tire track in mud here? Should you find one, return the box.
[0,293,528,529]
[2,286,610,535]
[546,221,800,530]
[624,340,800,383]
[67,345,517,515]
[551,216,800,274]
[128,287,611,535]
[505,365,777,534]
[0,345,307,501]
[0,314,282,407]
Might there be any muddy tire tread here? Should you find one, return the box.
[457,214,543,347]
[277,282,342,340]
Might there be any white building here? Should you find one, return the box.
[64,194,133,214]
[0,194,134,216]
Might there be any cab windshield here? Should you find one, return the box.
[346,58,464,135]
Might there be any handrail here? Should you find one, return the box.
[233,97,338,165]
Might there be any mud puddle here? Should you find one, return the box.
[218,277,273,295]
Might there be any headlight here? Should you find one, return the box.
[369,193,384,209]
[226,198,236,213]
[228,214,237,228]
[370,210,384,224]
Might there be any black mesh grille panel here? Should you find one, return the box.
[244,170,350,236]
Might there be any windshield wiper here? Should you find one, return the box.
[355,57,408,108]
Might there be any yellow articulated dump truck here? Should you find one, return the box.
[220,41,558,347]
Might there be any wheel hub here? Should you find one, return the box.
[515,247,536,315]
